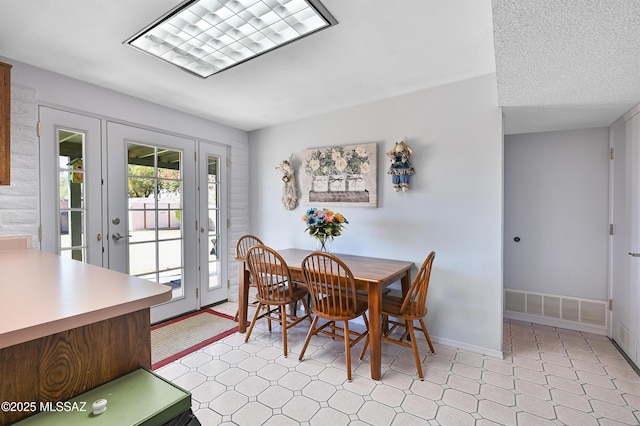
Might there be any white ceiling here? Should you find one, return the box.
[0,1,638,134]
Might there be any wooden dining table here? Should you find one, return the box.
[237,248,414,380]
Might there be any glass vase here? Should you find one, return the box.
[316,236,332,253]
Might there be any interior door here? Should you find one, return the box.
[198,142,228,307]
[39,107,103,264]
[611,112,640,363]
[106,122,197,323]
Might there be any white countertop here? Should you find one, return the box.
[0,248,172,348]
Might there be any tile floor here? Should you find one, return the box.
[156,301,640,425]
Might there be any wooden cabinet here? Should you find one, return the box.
[0,61,11,185]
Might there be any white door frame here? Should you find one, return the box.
[610,110,640,364]
[39,106,103,265]
[198,141,228,307]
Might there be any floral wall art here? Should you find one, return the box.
[301,142,377,207]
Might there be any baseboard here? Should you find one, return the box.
[610,338,640,376]
[432,336,504,360]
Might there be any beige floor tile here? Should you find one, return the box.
[447,374,480,394]
[327,389,364,414]
[452,361,483,379]
[515,393,556,419]
[442,388,479,412]
[543,362,578,380]
[514,355,545,372]
[572,359,607,375]
[436,405,477,426]
[546,375,586,394]
[302,379,337,401]
[482,370,516,389]
[514,366,548,385]
[402,394,439,419]
[606,365,640,381]
[310,407,351,426]
[456,351,485,367]
[515,379,552,400]
[257,384,294,408]
[480,383,516,406]
[357,400,397,426]
[233,401,273,426]
[477,399,517,425]
[281,395,321,422]
[590,399,640,425]
[577,370,616,389]
[157,303,640,425]
[484,357,515,375]
[515,411,557,425]
[550,388,593,412]
[540,352,572,367]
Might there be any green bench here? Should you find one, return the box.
[14,369,196,426]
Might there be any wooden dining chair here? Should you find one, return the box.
[299,252,369,382]
[244,244,312,357]
[234,234,264,322]
[365,251,435,380]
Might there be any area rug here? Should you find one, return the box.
[151,308,239,370]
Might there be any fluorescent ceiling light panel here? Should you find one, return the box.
[126,0,337,78]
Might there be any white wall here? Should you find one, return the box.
[249,74,504,356]
[3,57,247,145]
[0,57,250,291]
[504,128,609,300]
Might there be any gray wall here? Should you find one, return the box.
[249,74,504,356]
[504,128,609,300]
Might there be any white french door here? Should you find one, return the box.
[40,110,229,323]
[106,122,198,323]
[198,142,228,307]
[39,107,103,264]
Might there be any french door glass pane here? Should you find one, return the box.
[127,142,184,298]
[129,242,157,276]
[207,155,221,290]
[58,128,87,262]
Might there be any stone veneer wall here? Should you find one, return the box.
[0,84,39,247]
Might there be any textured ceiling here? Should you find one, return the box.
[493,0,640,134]
[0,1,638,134]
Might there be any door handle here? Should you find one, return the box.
[112,232,131,241]
[629,253,640,257]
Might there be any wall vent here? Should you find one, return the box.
[504,289,607,329]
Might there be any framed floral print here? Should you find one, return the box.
[301,142,377,207]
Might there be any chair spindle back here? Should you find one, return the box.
[400,251,435,316]
[302,252,359,318]
[246,244,294,304]
[236,234,264,259]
